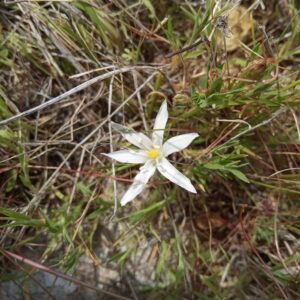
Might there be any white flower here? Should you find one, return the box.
[103,100,198,206]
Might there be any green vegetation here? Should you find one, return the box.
[0,0,299,299]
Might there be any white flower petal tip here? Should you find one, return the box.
[188,184,197,194]
[120,161,156,206]
[111,122,152,150]
[178,178,197,194]
[152,100,169,146]
[111,122,132,134]
[102,150,148,164]
[163,133,199,156]
[157,158,197,194]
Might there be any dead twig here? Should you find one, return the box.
[0,66,163,127]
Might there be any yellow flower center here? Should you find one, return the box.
[148,149,159,159]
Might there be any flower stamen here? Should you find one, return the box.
[148,149,159,159]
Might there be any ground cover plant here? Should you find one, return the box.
[0,0,300,299]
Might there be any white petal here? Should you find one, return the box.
[152,100,168,146]
[103,149,148,164]
[120,160,156,206]
[112,122,152,150]
[163,133,199,157]
[157,158,197,193]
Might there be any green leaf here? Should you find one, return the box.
[63,246,83,272]
[207,77,223,96]
[0,97,13,118]
[191,87,208,108]
[0,128,17,151]
[156,240,170,277]
[204,162,226,171]
[5,169,18,193]
[86,202,112,220]
[109,250,130,264]
[129,192,173,224]
[166,17,176,49]
[74,2,121,49]
[175,235,185,284]
[0,208,31,220]
[0,208,42,228]
[77,181,92,196]
[199,75,208,89]
[142,0,155,18]
[18,151,32,189]
[39,210,62,233]
[228,168,250,183]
